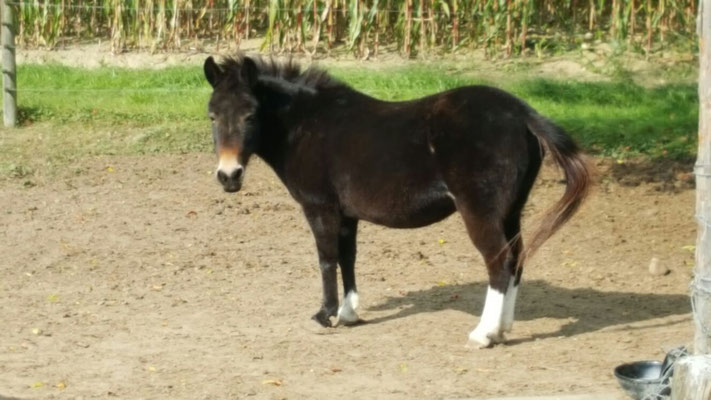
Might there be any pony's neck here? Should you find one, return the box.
[255,126,287,180]
[253,84,290,181]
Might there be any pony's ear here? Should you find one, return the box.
[241,57,258,88]
[204,56,223,88]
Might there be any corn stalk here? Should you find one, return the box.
[11,0,698,57]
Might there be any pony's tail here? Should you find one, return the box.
[519,112,594,268]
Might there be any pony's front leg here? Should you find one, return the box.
[336,216,360,325]
[304,207,341,327]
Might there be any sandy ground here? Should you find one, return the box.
[0,151,696,399]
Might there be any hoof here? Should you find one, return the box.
[335,291,360,326]
[336,308,360,324]
[337,307,359,325]
[312,309,337,327]
[467,329,506,349]
[466,339,493,349]
[334,317,366,328]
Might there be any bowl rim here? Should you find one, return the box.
[614,360,665,383]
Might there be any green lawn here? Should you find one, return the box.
[0,63,699,180]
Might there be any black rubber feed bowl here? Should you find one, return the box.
[614,361,671,399]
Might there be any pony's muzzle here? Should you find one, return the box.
[216,167,244,192]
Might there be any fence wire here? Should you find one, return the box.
[640,346,689,400]
[7,1,411,14]
[13,88,210,92]
[691,276,711,337]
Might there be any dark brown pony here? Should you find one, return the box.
[203,54,592,347]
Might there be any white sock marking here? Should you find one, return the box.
[468,286,505,347]
[337,290,360,324]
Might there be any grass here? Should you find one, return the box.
[0,62,699,182]
[17,64,210,124]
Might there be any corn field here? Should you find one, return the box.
[11,0,698,56]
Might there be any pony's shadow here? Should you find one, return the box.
[0,395,23,400]
[364,279,690,342]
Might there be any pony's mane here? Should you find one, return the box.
[217,54,343,91]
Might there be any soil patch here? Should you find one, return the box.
[0,153,695,399]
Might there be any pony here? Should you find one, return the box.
[203,54,592,347]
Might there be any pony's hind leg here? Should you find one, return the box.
[501,216,523,334]
[459,208,516,348]
[336,216,361,325]
[500,142,540,333]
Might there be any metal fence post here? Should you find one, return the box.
[2,0,16,127]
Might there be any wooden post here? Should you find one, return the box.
[671,4,711,399]
[695,0,711,356]
[671,356,711,400]
[404,0,412,57]
[1,0,16,127]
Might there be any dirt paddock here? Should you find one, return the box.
[0,153,696,399]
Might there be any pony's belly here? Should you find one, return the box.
[368,198,457,228]
[342,185,457,229]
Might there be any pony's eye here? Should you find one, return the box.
[245,115,255,123]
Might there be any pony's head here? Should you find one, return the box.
[204,55,259,193]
